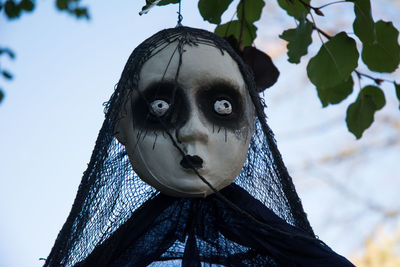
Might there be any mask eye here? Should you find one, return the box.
[214,99,232,115]
[149,100,170,117]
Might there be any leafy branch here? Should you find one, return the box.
[307,18,395,87]
[142,0,400,139]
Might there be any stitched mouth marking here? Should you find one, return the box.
[180,155,203,169]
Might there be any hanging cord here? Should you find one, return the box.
[177,0,183,27]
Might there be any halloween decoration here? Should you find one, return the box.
[115,39,255,197]
[45,26,354,266]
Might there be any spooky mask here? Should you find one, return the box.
[116,39,254,197]
[46,27,353,267]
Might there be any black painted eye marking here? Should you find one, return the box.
[132,81,189,130]
[196,80,245,130]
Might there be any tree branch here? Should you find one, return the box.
[298,0,324,16]
[317,0,349,10]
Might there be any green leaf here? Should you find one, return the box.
[307,32,359,88]
[5,0,21,19]
[2,70,13,80]
[362,20,400,73]
[157,0,179,5]
[350,0,375,44]
[394,82,400,109]
[346,85,386,139]
[19,0,34,11]
[364,86,386,110]
[277,0,310,20]
[0,89,4,103]
[73,8,89,19]
[317,76,354,107]
[215,20,257,46]
[279,15,313,64]
[198,0,232,25]
[56,0,68,10]
[237,0,265,24]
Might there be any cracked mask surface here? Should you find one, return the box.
[117,41,254,197]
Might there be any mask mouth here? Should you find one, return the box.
[180,155,204,169]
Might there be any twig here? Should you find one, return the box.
[307,18,331,40]
[298,0,324,16]
[317,0,349,10]
[354,70,392,85]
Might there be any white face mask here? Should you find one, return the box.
[116,41,254,197]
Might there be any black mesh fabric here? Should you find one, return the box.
[45,27,353,266]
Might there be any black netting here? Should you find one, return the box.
[45,27,353,267]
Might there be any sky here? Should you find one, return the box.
[1,1,399,266]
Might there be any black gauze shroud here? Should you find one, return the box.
[45,27,354,267]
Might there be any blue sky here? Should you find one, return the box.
[1,1,399,266]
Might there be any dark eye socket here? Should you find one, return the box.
[196,81,245,130]
[131,82,189,130]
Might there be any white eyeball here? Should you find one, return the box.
[214,99,232,115]
[149,100,170,117]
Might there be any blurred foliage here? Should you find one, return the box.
[2,0,34,18]
[0,47,16,103]
[352,224,400,266]
[0,0,89,20]
[143,0,400,139]
[0,0,89,103]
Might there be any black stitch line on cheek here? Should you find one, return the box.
[142,128,148,141]
[174,128,182,144]
[130,100,141,154]
[133,129,143,153]
[224,128,227,143]
[152,132,158,150]
[170,45,183,109]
